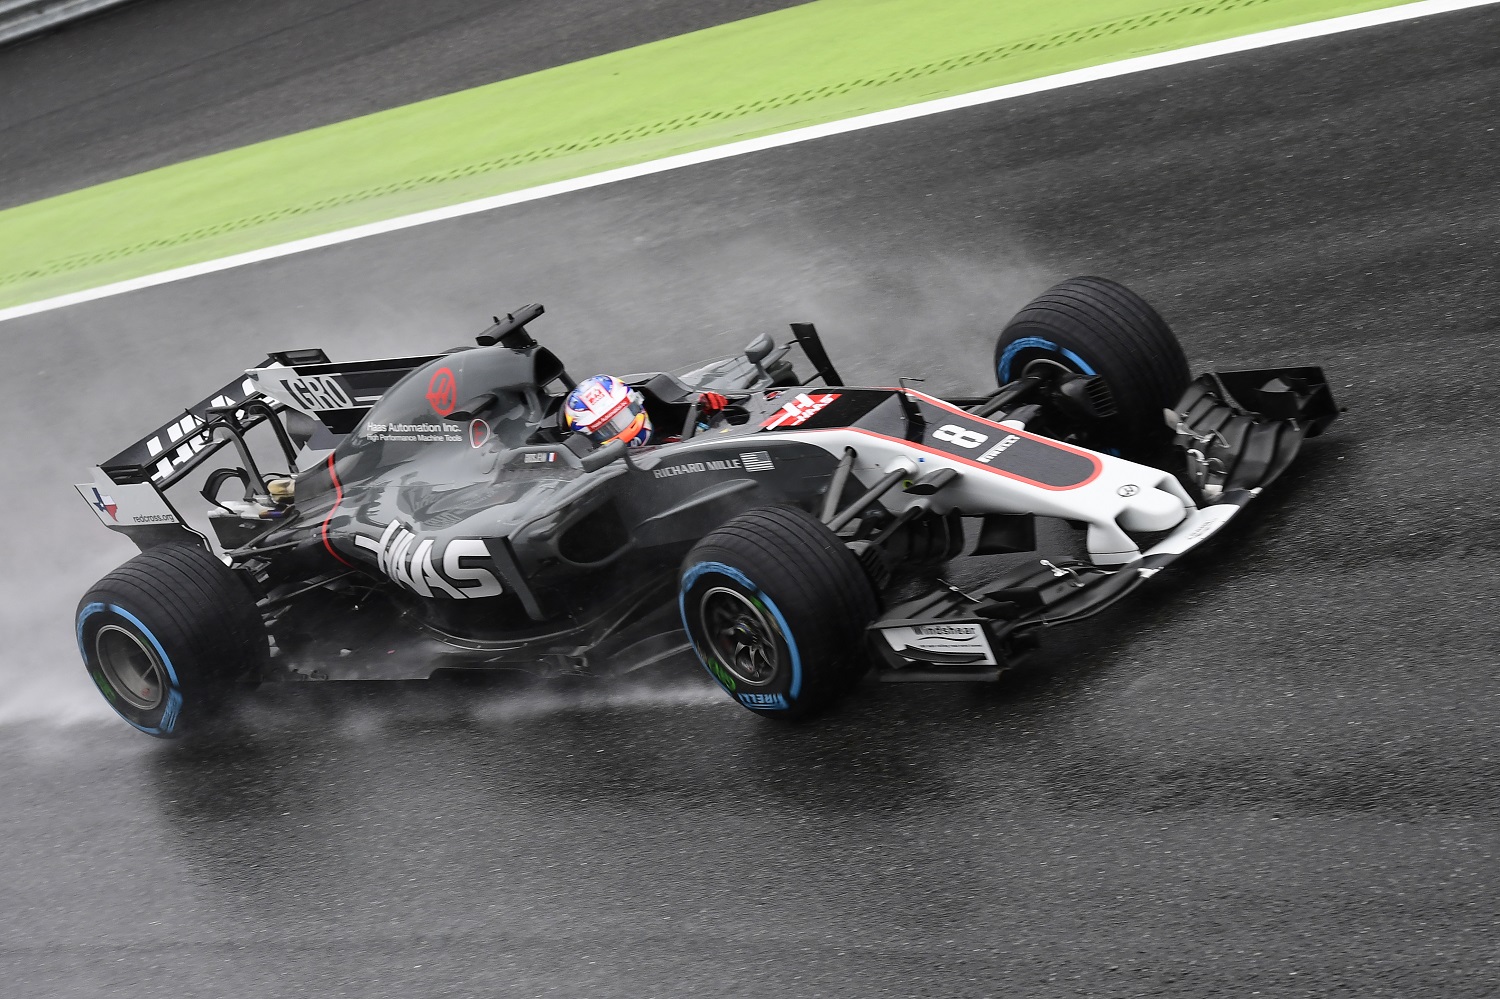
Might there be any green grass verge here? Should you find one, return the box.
[0,0,1418,309]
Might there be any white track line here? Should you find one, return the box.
[2,0,1494,325]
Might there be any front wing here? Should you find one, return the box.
[870,367,1339,679]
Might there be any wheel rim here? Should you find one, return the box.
[997,335,1098,384]
[699,587,781,687]
[94,624,167,711]
[1020,356,1079,380]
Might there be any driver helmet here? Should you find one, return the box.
[562,374,653,448]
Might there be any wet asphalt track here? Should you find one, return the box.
[4,4,1500,997]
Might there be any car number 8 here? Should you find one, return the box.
[933,424,988,449]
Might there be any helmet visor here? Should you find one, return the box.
[587,401,643,443]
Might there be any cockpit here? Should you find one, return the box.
[341,304,793,470]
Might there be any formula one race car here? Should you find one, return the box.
[74,277,1338,737]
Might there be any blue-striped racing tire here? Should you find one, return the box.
[76,543,267,738]
[995,276,1190,461]
[679,506,877,719]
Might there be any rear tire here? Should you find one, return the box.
[995,276,1190,461]
[77,544,267,738]
[679,506,877,718]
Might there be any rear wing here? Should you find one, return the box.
[79,348,439,548]
[95,349,440,488]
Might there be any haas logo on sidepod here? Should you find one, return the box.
[353,521,503,599]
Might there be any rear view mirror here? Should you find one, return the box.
[580,438,627,472]
[744,333,775,366]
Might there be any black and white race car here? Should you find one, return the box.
[74,277,1337,737]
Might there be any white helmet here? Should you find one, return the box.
[561,375,653,447]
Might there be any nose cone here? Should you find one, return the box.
[1117,485,1187,533]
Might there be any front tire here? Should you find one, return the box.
[995,276,1190,461]
[679,506,877,718]
[77,544,267,738]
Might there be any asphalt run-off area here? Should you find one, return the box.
[2,1,1498,996]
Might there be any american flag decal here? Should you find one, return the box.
[740,451,775,472]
